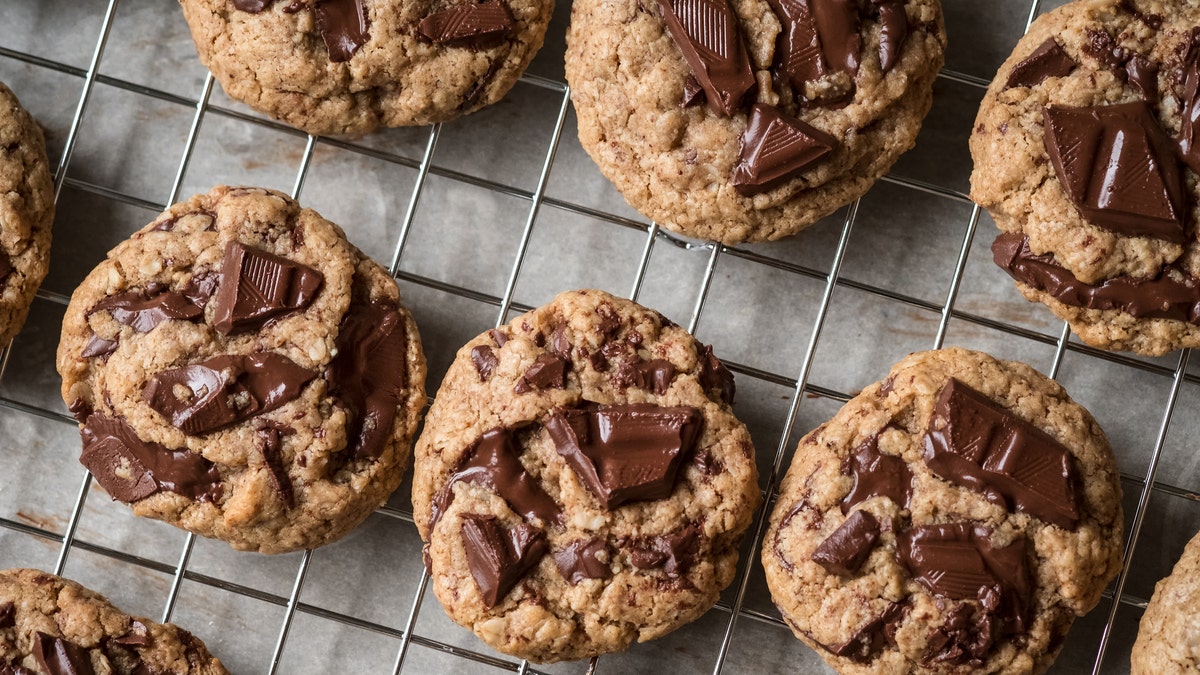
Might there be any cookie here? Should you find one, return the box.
[0,568,227,674]
[0,81,53,347]
[411,289,759,662]
[180,0,554,136]
[55,185,427,554]
[564,0,945,244]
[970,0,1200,356]
[763,348,1123,673]
[1131,529,1200,674]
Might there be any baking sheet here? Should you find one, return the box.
[0,0,1196,672]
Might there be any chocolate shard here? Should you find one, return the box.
[698,344,735,404]
[615,358,677,394]
[549,324,571,360]
[80,415,222,503]
[81,335,118,360]
[1125,54,1158,100]
[514,353,567,393]
[460,515,547,608]
[732,103,836,196]
[628,525,701,576]
[811,509,880,576]
[811,0,860,74]
[815,600,907,663]
[471,345,499,381]
[1005,38,1076,89]
[210,241,323,335]
[841,431,912,513]
[872,0,907,73]
[922,378,1081,529]
[1042,102,1187,243]
[112,620,151,648]
[257,425,295,508]
[67,399,93,424]
[764,0,827,92]
[544,402,702,509]
[315,0,370,62]
[681,74,706,107]
[488,328,509,347]
[554,538,611,584]
[232,0,273,11]
[325,300,409,460]
[1179,34,1200,172]
[87,289,204,334]
[143,353,316,436]
[658,0,755,116]
[0,602,13,628]
[417,0,514,48]
[428,427,561,532]
[921,602,992,666]
[33,633,95,675]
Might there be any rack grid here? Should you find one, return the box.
[0,0,1197,673]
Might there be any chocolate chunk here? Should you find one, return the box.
[325,300,409,460]
[616,359,677,394]
[872,0,907,72]
[0,253,11,285]
[460,515,547,608]
[545,402,701,509]
[232,0,272,11]
[112,620,151,648]
[210,242,323,335]
[549,324,571,359]
[514,354,567,393]
[0,602,13,628]
[81,415,222,503]
[922,603,991,666]
[1119,0,1162,28]
[428,427,561,532]
[1042,102,1187,243]
[315,0,370,62]
[488,328,509,347]
[417,0,514,48]
[180,272,220,310]
[1178,34,1200,172]
[811,0,860,74]
[816,600,907,663]
[554,538,610,584]
[1005,38,1075,88]
[841,432,912,513]
[698,344,735,404]
[1125,54,1158,100]
[682,74,706,107]
[765,0,827,93]
[732,103,836,196]
[811,510,880,576]
[628,525,700,576]
[922,378,1081,529]
[88,289,203,333]
[67,399,93,424]
[658,0,755,116]
[81,335,118,359]
[143,353,315,435]
[471,345,499,381]
[33,633,94,675]
[256,425,295,508]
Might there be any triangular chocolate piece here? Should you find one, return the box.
[1005,38,1075,89]
[418,0,514,48]
[315,0,370,62]
[460,515,547,608]
[732,103,836,196]
[211,241,324,336]
[659,0,755,116]
[765,0,827,92]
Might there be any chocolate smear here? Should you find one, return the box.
[471,345,499,381]
[461,515,547,608]
[88,289,204,334]
[811,509,880,576]
[315,0,370,62]
[1178,33,1200,172]
[34,633,95,675]
[1042,102,1187,243]
[872,0,907,73]
[629,525,700,576]
[733,103,836,196]
[1005,38,1075,89]
[616,359,677,394]
[81,335,118,360]
[545,402,701,509]
[555,538,610,584]
[658,0,755,116]
[810,0,860,75]
[257,425,295,508]
[514,353,567,393]
[418,0,514,48]
[699,344,735,404]
[1125,54,1158,100]
[68,399,93,424]
[81,415,222,503]
[841,431,912,513]
[765,0,827,93]
[211,241,323,335]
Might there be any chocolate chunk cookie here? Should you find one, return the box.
[0,81,53,347]
[412,289,759,662]
[0,568,227,674]
[763,348,1123,672]
[56,186,427,553]
[1132,529,1200,674]
[971,0,1200,355]
[180,0,554,136]
[565,0,945,244]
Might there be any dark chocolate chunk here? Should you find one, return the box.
[81,335,118,360]
[872,0,907,73]
[418,0,514,48]
[210,241,323,336]
[549,324,571,360]
[815,601,907,663]
[1178,34,1200,172]
[488,328,509,347]
[921,603,991,666]
[33,633,94,675]
[428,427,561,532]
[811,0,860,74]
[615,359,677,394]
[1042,102,1187,243]
[841,431,912,513]
[732,103,836,196]
[514,354,567,393]
[811,509,880,576]
[544,402,701,509]
[180,272,220,310]
[81,415,222,503]
[0,253,11,285]
[315,0,370,62]
[922,378,1081,529]
[681,74,706,107]
[325,300,409,460]
[1125,54,1158,100]
[87,289,203,334]
[1119,0,1162,27]
[112,620,151,648]
[1005,38,1076,88]
[765,0,827,93]
[257,425,295,508]
[628,525,700,576]
[698,344,735,404]
[232,0,272,11]
[460,515,547,608]
[658,0,755,116]
[0,602,12,628]
[67,399,93,424]
[471,345,499,381]
[554,538,610,584]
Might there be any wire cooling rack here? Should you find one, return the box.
[0,0,1197,672]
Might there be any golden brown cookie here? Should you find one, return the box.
[1132,529,1200,674]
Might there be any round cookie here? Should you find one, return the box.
[763,348,1123,673]
[1132,529,1200,674]
[564,0,945,245]
[56,185,427,554]
[180,0,554,136]
[412,289,760,662]
[971,0,1200,355]
[0,568,227,674]
[0,81,53,347]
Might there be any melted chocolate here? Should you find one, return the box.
[811,509,880,576]
[549,324,571,359]
[922,603,991,666]
[514,354,567,393]
[658,0,755,116]
[1178,33,1200,172]
[315,0,370,62]
[418,0,514,48]
[698,344,735,404]
[812,601,906,663]
[544,402,701,509]
[732,103,836,196]
[460,515,547,608]
[615,359,677,394]
[1005,39,1075,88]
[1125,54,1158,100]
[87,289,204,333]
[554,538,610,584]
[257,425,295,508]
[765,0,827,93]
[81,335,118,360]
[629,525,700,576]
[210,242,323,335]
[33,633,94,675]
[841,431,912,513]
[81,415,221,503]
[232,0,272,11]
[811,0,860,74]
[873,0,907,73]
[68,399,93,424]
[471,345,499,381]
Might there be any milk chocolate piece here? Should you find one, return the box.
[733,103,836,196]
[0,602,13,628]
[811,510,880,576]
[315,0,370,62]
[765,0,827,92]
[616,359,677,394]
[1178,35,1200,172]
[923,378,1081,529]
[257,425,295,507]
[232,0,272,11]
[428,427,561,532]
[210,242,323,335]
[88,289,204,333]
[33,633,94,675]
[872,0,907,72]
[658,0,755,116]
[418,0,514,48]
[471,345,499,381]
[81,335,118,359]
[811,0,860,74]
[628,525,700,576]
[143,353,315,435]
[81,415,222,503]
[699,344,735,404]
[555,538,610,584]
[514,354,567,393]
[1042,102,1187,243]
[325,300,409,460]
[841,432,912,513]
[545,402,701,509]
[461,515,547,608]
[1005,38,1075,88]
